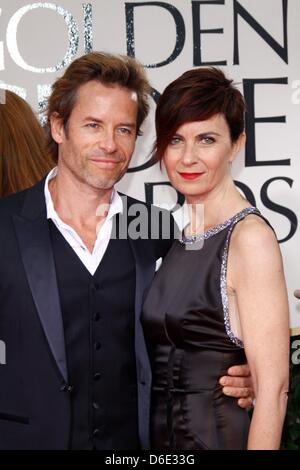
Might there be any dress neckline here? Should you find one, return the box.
[180,206,260,245]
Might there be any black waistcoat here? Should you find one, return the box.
[49,221,139,449]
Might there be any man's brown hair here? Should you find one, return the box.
[46,52,151,162]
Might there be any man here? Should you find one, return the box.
[0,52,252,450]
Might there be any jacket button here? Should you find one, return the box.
[60,384,74,393]
[93,312,101,321]
[92,428,100,437]
[93,372,101,381]
[94,341,102,351]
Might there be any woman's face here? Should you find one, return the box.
[163,113,244,204]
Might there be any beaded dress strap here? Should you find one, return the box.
[180,206,260,246]
[220,207,261,347]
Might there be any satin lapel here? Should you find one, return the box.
[117,194,157,448]
[118,194,156,321]
[129,238,156,321]
[129,236,154,449]
[13,181,68,382]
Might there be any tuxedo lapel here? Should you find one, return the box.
[129,238,155,322]
[117,194,156,323]
[13,181,68,382]
[122,197,156,450]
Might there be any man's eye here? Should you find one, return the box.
[119,127,132,135]
[86,123,99,129]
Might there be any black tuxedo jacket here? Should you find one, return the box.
[0,179,174,449]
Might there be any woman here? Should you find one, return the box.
[0,90,54,197]
[142,68,289,450]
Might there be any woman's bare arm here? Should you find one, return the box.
[229,216,289,450]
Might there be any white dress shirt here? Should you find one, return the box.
[44,167,123,275]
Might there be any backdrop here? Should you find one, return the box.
[0,0,299,339]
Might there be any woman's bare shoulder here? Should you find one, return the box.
[231,213,277,250]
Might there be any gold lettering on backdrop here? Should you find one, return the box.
[0,83,27,99]
[37,83,52,125]
[6,2,79,73]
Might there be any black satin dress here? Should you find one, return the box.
[142,208,261,450]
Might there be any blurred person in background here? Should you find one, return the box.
[0,90,53,197]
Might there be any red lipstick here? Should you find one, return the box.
[179,172,203,180]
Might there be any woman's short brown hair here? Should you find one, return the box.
[46,52,151,162]
[0,90,54,197]
[154,67,245,162]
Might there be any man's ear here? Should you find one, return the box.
[229,132,246,163]
[50,112,65,145]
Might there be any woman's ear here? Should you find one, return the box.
[50,112,65,145]
[229,132,246,163]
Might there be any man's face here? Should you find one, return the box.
[51,80,138,191]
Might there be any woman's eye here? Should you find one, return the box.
[170,136,182,145]
[201,136,215,144]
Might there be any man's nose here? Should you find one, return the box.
[98,130,117,153]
